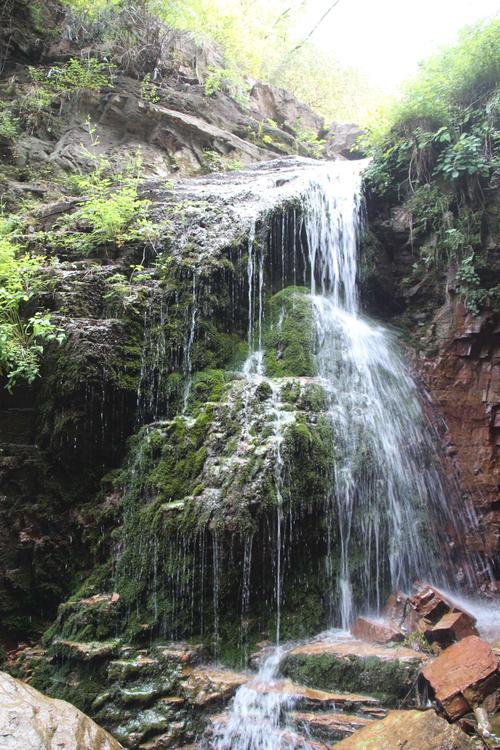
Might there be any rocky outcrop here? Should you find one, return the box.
[333,709,479,750]
[0,670,122,749]
[250,81,324,135]
[323,122,364,160]
[363,185,500,588]
[414,303,500,576]
[354,584,479,652]
[280,635,429,705]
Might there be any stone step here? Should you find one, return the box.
[181,665,249,706]
[251,680,383,713]
[281,635,429,705]
[291,710,373,742]
[181,663,384,715]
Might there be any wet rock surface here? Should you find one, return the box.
[354,583,480,653]
[350,617,404,644]
[0,670,123,750]
[280,634,428,705]
[363,187,500,587]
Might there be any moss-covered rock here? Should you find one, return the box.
[281,642,427,706]
[264,287,315,377]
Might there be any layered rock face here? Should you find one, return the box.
[363,187,500,590]
[0,5,498,750]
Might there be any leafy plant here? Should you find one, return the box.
[53,156,170,255]
[295,128,325,159]
[0,108,18,141]
[29,57,114,96]
[435,132,491,179]
[140,73,160,103]
[0,217,64,390]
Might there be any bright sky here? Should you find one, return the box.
[306,0,500,91]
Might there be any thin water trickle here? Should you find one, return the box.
[183,271,199,412]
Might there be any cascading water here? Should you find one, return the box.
[211,648,314,750]
[207,158,470,749]
[302,162,458,625]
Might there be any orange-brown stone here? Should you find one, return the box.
[351,617,403,644]
[421,635,500,720]
[426,611,478,646]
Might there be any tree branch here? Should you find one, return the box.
[290,0,342,53]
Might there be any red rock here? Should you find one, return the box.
[408,584,478,648]
[426,611,478,647]
[351,617,403,644]
[409,584,452,623]
[421,635,500,720]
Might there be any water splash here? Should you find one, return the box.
[210,649,314,750]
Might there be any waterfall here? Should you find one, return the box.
[211,648,312,750]
[206,159,466,749]
[302,162,455,624]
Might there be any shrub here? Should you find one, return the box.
[55,157,170,255]
[28,57,114,96]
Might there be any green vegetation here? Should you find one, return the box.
[364,18,500,314]
[281,651,422,706]
[34,155,169,256]
[264,286,315,377]
[28,57,113,96]
[0,218,64,390]
[66,165,153,252]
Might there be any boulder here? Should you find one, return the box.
[409,584,457,620]
[0,670,122,749]
[421,635,500,720]
[249,82,324,135]
[425,611,479,648]
[351,616,404,644]
[323,122,365,160]
[333,709,478,749]
[380,584,478,649]
[409,585,477,631]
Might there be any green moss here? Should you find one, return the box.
[284,415,335,508]
[263,286,315,377]
[186,368,227,413]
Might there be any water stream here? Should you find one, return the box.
[211,648,312,750]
